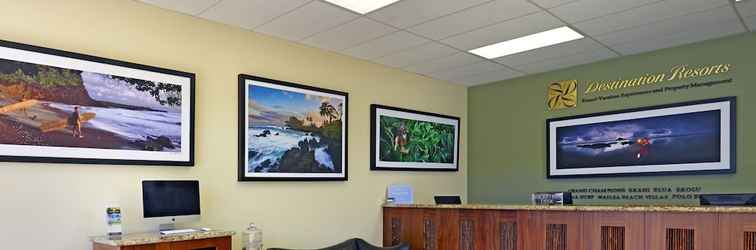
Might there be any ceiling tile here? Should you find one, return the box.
[747,15,756,31]
[512,48,616,74]
[596,5,740,47]
[368,0,490,28]
[407,0,540,40]
[140,0,219,15]
[373,42,458,68]
[735,0,756,17]
[300,18,397,52]
[454,68,524,86]
[494,38,606,66]
[428,61,508,81]
[550,0,662,23]
[531,0,578,8]
[610,20,744,55]
[574,0,729,36]
[403,52,484,75]
[342,31,429,60]
[199,0,310,29]
[255,1,358,41]
[442,11,564,51]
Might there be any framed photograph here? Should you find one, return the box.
[547,97,735,178]
[0,39,194,166]
[370,104,460,171]
[238,74,347,181]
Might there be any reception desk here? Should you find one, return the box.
[383,204,756,250]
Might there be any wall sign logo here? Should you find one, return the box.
[583,63,732,95]
[547,80,577,110]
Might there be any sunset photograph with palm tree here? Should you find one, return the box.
[241,76,347,180]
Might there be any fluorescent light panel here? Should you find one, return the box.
[324,0,400,14]
[469,26,585,59]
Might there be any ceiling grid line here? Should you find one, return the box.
[297,15,364,42]
[140,0,755,86]
[250,0,315,30]
[524,0,623,57]
[595,3,746,50]
[587,2,736,38]
[196,0,225,16]
[334,0,496,52]
[352,6,528,77]
[567,0,666,26]
[729,0,753,32]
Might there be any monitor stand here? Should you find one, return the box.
[159,223,176,232]
[159,223,200,236]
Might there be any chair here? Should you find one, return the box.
[268,238,409,250]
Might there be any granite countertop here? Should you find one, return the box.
[383,203,756,213]
[91,230,235,246]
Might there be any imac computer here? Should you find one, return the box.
[142,180,201,235]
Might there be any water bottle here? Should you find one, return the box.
[242,223,263,250]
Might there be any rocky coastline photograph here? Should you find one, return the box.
[0,57,184,152]
[241,77,347,181]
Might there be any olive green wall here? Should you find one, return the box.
[468,33,756,205]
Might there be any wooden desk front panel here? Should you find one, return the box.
[383,207,432,249]
[645,213,717,250]
[93,236,231,250]
[580,212,645,250]
[719,213,756,250]
[383,207,756,250]
[520,211,582,250]
[171,236,231,250]
[124,244,171,250]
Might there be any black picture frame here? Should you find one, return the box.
[238,74,348,181]
[546,97,736,178]
[0,39,195,166]
[370,104,460,172]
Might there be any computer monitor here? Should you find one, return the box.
[434,195,462,205]
[142,180,200,231]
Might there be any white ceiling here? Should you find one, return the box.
[139,0,755,86]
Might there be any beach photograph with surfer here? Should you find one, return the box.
[0,57,183,152]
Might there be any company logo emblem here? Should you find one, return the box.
[548,80,577,110]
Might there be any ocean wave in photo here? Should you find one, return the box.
[247,126,334,172]
[47,102,182,151]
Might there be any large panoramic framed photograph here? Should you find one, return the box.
[547,97,735,178]
[371,104,460,171]
[0,39,194,166]
[238,74,347,181]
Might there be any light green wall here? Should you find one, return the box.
[468,33,756,205]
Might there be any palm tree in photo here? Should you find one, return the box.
[337,103,343,120]
[320,102,337,124]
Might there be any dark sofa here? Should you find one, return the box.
[268,238,409,250]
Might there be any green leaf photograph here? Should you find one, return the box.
[379,116,454,163]
[371,105,459,171]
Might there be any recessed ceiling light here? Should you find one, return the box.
[469,26,585,59]
[324,0,401,14]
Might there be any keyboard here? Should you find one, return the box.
[160,228,198,236]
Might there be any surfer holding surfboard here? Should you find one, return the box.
[70,106,83,138]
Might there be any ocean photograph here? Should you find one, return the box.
[246,83,344,174]
[0,58,183,152]
[556,110,722,170]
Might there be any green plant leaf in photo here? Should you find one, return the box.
[379,116,454,163]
